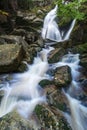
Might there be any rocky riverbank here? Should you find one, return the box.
[0,1,87,130]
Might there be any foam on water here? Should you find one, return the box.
[0,47,54,119]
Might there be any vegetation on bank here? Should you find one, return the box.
[55,0,87,24]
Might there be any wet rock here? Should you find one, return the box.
[54,66,71,87]
[80,54,87,72]
[0,44,24,73]
[48,47,65,63]
[35,85,71,130]
[0,111,37,130]
[72,42,87,54]
[81,79,87,95]
[72,43,87,72]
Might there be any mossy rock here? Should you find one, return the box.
[0,111,34,130]
[72,43,87,54]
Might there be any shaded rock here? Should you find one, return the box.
[0,13,13,34]
[72,42,87,54]
[72,43,87,72]
[11,29,39,45]
[70,21,87,46]
[81,79,87,95]
[25,32,39,44]
[0,14,8,23]
[0,44,24,73]
[80,54,87,72]
[48,47,65,63]
[16,11,43,31]
[11,28,27,36]
[54,66,71,87]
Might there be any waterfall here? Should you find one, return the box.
[41,5,62,42]
[0,47,54,119]
[51,53,87,130]
[42,5,76,43]
[0,3,86,130]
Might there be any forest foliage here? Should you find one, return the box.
[55,0,87,23]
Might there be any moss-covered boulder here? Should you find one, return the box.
[0,111,37,130]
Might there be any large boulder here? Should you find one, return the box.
[0,111,39,130]
[54,66,72,87]
[0,44,23,73]
[0,35,30,73]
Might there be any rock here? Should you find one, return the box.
[0,35,29,52]
[25,32,38,44]
[72,43,87,72]
[70,21,87,46]
[0,111,38,130]
[54,66,71,87]
[11,28,27,36]
[0,44,24,73]
[72,42,87,54]
[37,10,44,15]
[0,14,8,23]
[48,47,65,63]
[80,54,87,72]
[16,11,43,30]
[0,14,13,33]
[35,84,71,130]
[81,79,87,95]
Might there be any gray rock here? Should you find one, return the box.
[54,66,72,87]
[0,44,24,73]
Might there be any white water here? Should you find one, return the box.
[51,53,87,130]
[41,5,76,43]
[41,5,62,42]
[0,4,87,130]
[0,47,54,119]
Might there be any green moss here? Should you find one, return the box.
[73,43,87,54]
[39,79,53,88]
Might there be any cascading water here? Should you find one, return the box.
[51,53,87,130]
[41,5,76,43]
[0,47,54,119]
[0,3,86,130]
[41,5,62,42]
